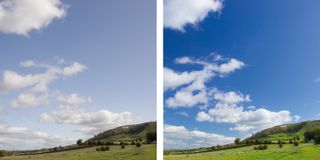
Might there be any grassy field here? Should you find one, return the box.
[165,144,320,160]
[2,144,156,160]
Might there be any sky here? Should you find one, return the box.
[0,0,156,150]
[164,0,320,150]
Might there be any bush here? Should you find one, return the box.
[96,146,110,152]
[121,144,125,149]
[314,129,320,144]
[234,138,241,145]
[293,141,299,146]
[279,143,283,148]
[254,145,268,151]
[136,142,142,147]
[76,139,83,146]
[304,131,314,142]
[289,139,293,144]
[0,150,6,157]
[146,132,157,143]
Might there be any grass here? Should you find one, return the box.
[165,143,320,160]
[2,144,156,160]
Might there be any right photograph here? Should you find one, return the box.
[163,0,320,159]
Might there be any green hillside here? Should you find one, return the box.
[246,120,320,142]
[165,143,320,160]
[87,121,156,143]
[0,122,156,159]
[3,144,156,160]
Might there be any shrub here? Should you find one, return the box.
[136,142,142,147]
[304,131,314,142]
[293,141,299,146]
[0,150,6,157]
[146,132,157,143]
[289,139,293,144]
[234,138,241,145]
[97,141,103,146]
[279,143,283,148]
[96,146,110,152]
[76,139,83,146]
[254,145,268,150]
[314,129,320,144]
[121,144,125,149]
[263,145,268,150]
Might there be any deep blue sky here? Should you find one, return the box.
[165,0,320,143]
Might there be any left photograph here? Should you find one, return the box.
[0,0,156,159]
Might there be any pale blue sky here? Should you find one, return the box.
[0,0,156,150]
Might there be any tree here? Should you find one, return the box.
[121,144,125,149]
[136,142,141,147]
[293,141,299,146]
[289,139,293,144]
[0,150,6,157]
[304,131,314,142]
[234,138,241,145]
[77,139,83,146]
[313,129,320,144]
[146,132,156,143]
[279,143,283,148]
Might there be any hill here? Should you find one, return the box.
[87,121,156,143]
[165,143,320,160]
[246,120,320,142]
[3,144,156,160]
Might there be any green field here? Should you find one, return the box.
[2,144,156,160]
[165,144,320,160]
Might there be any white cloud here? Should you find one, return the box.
[164,54,245,108]
[164,0,223,31]
[0,0,67,36]
[213,90,251,104]
[216,58,245,74]
[0,124,73,150]
[177,111,189,117]
[11,93,48,108]
[166,90,208,108]
[56,93,92,106]
[62,62,87,76]
[40,106,133,135]
[0,60,86,108]
[164,68,206,91]
[196,90,297,133]
[164,124,235,150]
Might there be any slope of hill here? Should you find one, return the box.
[87,121,156,143]
[246,120,320,142]
[4,144,156,160]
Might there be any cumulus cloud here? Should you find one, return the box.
[164,54,245,108]
[164,124,235,149]
[196,90,298,133]
[11,93,48,108]
[213,90,251,104]
[40,106,133,135]
[164,0,223,31]
[0,60,86,108]
[0,124,73,150]
[0,0,67,36]
[56,93,92,106]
